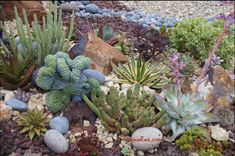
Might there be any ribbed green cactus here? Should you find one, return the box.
[83,84,165,135]
[36,52,100,113]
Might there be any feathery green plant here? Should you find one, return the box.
[111,52,169,89]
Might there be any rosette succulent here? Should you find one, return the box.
[17,110,48,140]
[111,52,169,89]
[155,86,219,141]
[36,52,100,113]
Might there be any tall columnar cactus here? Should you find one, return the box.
[36,52,99,113]
[83,84,165,135]
[32,1,75,66]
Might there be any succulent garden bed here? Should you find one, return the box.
[0,1,234,156]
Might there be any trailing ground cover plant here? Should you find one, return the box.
[169,18,234,68]
[32,1,74,66]
[35,52,100,113]
[111,52,169,89]
[83,84,166,135]
[0,8,36,90]
[17,110,48,140]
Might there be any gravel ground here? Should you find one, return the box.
[121,1,234,20]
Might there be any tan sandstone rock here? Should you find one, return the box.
[0,101,12,121]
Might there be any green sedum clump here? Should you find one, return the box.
[17,110,48,140]
[176,128,223,156]
[83,84,165,135]
[169,18,234,68]
[199,148,222,156]
[175,128,208,151]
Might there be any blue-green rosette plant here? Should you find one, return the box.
[36,52,100,113]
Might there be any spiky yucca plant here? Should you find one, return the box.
[17,110,48,140]
[32,1,74,66]
[111,53,169,89]
[0,8,35,90]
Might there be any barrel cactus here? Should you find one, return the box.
[36,52,100,113]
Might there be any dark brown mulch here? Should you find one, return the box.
[146,141,188,156]
[90,0,131,12]
[63,13,169,61]
[63,13,141,43]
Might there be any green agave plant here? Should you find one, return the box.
[0,8,35,90]
[17,110,48,140]
[155,85,219,141]
[111,52,169,89]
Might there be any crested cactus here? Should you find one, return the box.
[36,52,100,113]
[83,84,165,135]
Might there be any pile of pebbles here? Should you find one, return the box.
[60,1,178,30]
[121,1,234,20]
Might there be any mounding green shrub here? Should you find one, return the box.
[169,18,234,68]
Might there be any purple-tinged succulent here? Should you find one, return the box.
[169,53,186,79]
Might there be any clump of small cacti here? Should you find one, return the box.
[83,84,165,135]
[36,52,100,113]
